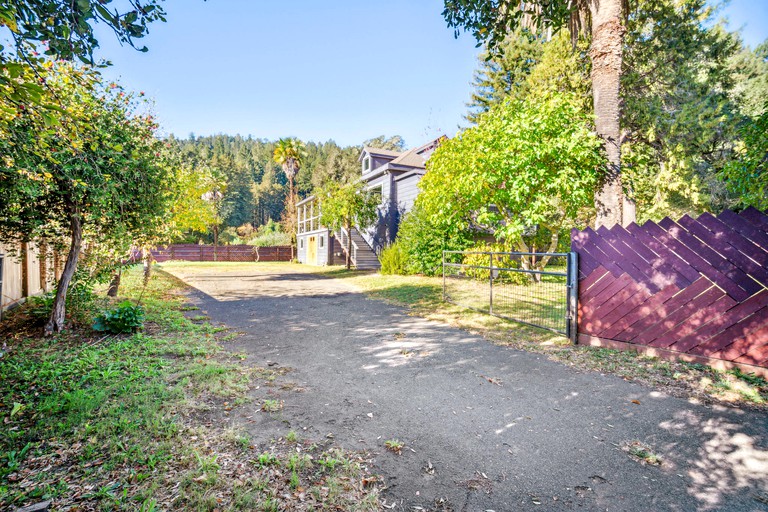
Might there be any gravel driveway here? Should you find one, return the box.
[164,263,768,512]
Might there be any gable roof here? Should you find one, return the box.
[389,146,426,168]
[360,146,402,160]
[388,136,445,169]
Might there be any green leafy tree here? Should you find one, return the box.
[417,93,602,270]
[318,181,379,269]
[363,135,406,152]
[621,0,748,219]
[168,159,219,236]
[444,0,631,228]
[0,64,170,333]
[0,0,165,121]
[311,145,360,189]
[729,40,768,119]
[721,104,768,209]
[251,167,286,226]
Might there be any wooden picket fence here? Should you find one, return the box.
[147,244,292,263]
[571,208,768,377]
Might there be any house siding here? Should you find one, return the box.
[395,174,423,214]
[362,173,397,253]
[370,155,394,170]
[297,229,332,266]
[299,137,442,264]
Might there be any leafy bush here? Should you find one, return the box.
[26,273,96,325]
[248,220,292,247]
[461,243,530,285]
[92,301,146,333]
[249,230,291,247]
[27,292,55,322]
[219,227,243,245]
[396,205,471,276]
[417,93,601,253]
[379,243,407,275]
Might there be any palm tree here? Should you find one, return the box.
[273,138,306,250]
[443,0,633,228]
[273,138,305,206]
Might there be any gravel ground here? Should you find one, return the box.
[163,263,768,512]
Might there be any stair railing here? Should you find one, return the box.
[337,227,359,267]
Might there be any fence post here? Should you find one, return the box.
[566,251,579,344]
[489,252,494,315]
[442,251,446,301]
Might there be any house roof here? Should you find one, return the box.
[388,136,445,169]
[360,146,402,160]
[389,147,426,168]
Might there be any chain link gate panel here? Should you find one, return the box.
[443,251,578,341]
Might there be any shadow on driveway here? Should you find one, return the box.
[163,263,768,512]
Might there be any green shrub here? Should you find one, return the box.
[248,230,291,247]
[248,220,292,247]
[27,292,55,322]
[461,243,530,285]
[26,274,96,325]
[379,243,407,275]
[396,205,471,276]
[92,301,146,333]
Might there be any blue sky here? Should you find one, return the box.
[94,0,767,149]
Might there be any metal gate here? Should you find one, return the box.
[443,251,578,341]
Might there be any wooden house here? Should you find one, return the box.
[296,136,443,269]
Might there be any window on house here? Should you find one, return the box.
[363,157,370,172]
[320,236,324,248]
[300,239,304,249]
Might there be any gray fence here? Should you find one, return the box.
[443,251,578,340]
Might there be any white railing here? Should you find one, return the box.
[336,227,360,266]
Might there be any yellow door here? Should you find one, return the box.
[307,236,317,265]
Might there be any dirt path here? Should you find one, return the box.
[164,263,768,512]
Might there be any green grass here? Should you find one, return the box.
[0,265,380,511]
[625,441,663,465]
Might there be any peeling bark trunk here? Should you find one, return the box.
[537,231,561,268]
[107,268,121,297]
[45,214,82,334]
[590,0,626,229]
[142,248,152,286]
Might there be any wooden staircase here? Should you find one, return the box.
[336,227,381,270]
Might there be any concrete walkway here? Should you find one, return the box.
[165,264,768,512]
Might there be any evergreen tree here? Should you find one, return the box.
[466,29,544,123]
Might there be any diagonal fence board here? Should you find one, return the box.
[572,208,768,375]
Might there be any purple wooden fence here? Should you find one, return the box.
[571,208,768,378]
[146,244,292,263]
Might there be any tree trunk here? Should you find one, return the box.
[45,214,82,334]
[345,220,352,270]
[143,248,152,286]
[590,0,627,229]
[107,268,121,297]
